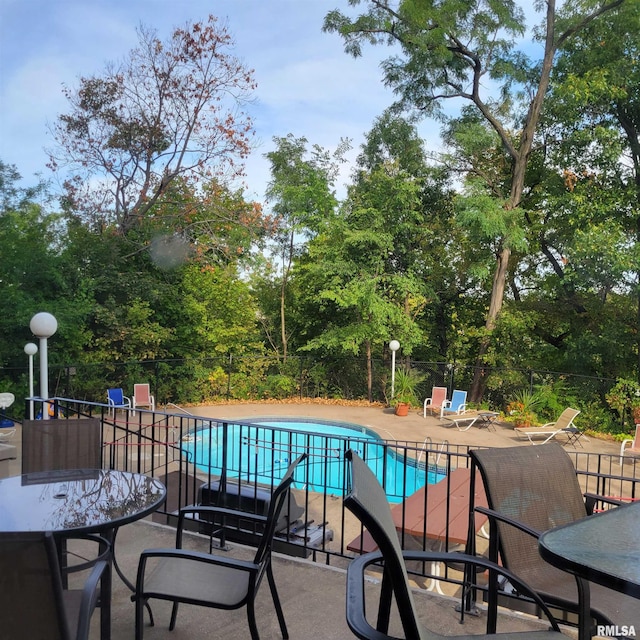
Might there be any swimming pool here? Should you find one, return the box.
[180,418,445,501]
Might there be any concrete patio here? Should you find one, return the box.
[3,400,625,639]
[106,517,564,640]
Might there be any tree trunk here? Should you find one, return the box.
[469,245,511,402]
[366,340,373,402]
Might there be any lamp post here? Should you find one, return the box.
[29,312,57,420]
[24,342,38,420]
[389,340,400,399]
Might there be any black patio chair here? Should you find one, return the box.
[468,443,640,635]
[0,530,109,640]
[343,449,564,640]
[22,418,102,473]
[21,418,104,583]
[133,453,307,640]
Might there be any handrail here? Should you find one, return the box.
[39,398,640,578]
[165,402,194,415]
[434,439,449,469]
[417,437,432,469]
[417,437,450,472]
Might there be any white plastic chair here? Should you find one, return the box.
[620,424,640,465]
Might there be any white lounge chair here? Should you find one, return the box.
[514,407,581,445]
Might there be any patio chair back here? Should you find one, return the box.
[552,407,580,430]
[344,450,425,638]
[471,444,586,577]
[107,387,128,405]
[441,389,467,417]
[107,387,131,416]
[0,392,14,410]
[469,443,640,631]
[0,530,106,640]
[108,387,125,405]
[22,418,102,473]
[132,383,155,413]
[423,386,447,417]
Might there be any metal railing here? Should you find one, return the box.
[31,397,640,568]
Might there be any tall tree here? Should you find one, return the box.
[546,1,640,378]
[324,0,626,400]
[264,134,348,360]
[297,166,425,401]
[295,114,453,399]
[49,16,255,236]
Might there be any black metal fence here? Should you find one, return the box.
[37,397,640,569]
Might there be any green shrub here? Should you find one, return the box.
[260,374,298,399]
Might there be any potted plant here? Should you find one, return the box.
[505,389,542,428]
[389,367,424,416]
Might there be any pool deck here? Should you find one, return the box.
[185,401,622,458]
[104,516,563,640]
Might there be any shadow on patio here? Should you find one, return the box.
[106,518,566,640]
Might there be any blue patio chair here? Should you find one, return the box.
[440,389,467,418]
[107,388,131,417]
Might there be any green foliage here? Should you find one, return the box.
[260,374,298,400]
[389,367,425,407]
[606,379,640,430]
[506,389,542,418]
[581,399,620,436]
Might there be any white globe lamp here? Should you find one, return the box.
[29,312,58,420]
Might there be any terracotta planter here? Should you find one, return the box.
[395,403,410,417]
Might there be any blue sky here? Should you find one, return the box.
[0,0,539,202]
[0,0,400,201]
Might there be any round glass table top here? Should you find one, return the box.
[0,468,166,533]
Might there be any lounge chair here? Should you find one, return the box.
[0,428,16,440]
[132,383,155,414]
[514,407,580,444]
[440,389,467,418]
[423,386,447,417]
[107,387,131,417]
[0,391,15,428]
[343,449,564,640]
[620,424,640,465]
[134,454,307,640]
[468,443,640,636]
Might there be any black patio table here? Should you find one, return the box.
[0,468,166,640]
[539,499,640,640]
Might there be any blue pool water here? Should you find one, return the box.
[180,418,444,501]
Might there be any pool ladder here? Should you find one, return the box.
[417,437,450,475]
